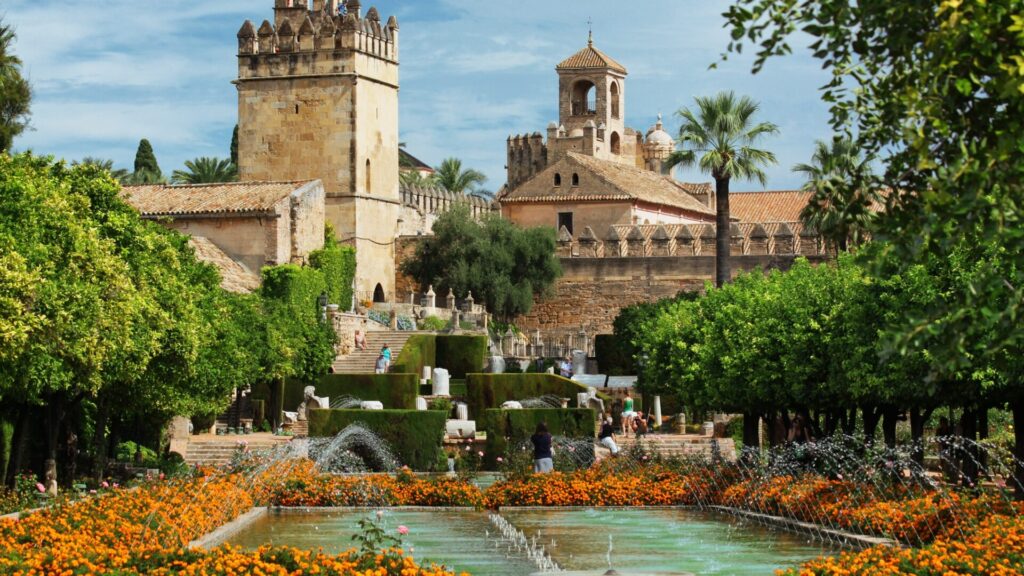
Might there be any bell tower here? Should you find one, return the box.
[555,33,628,161]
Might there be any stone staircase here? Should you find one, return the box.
[331,330,429,374]
[616,434,737,460]
[183,433,294,467]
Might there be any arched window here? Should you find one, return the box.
[372,283,386,303]
[610,132,621,155]
[610,82,620,119]
[554,173,562,187]
[571,173,580,186]
[571,80,596,116]
[365,159,372,194]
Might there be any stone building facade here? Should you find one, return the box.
[235,0,400,302]
[123,180,326,288]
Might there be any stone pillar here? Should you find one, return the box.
[389,308,398,330]
[653,396,663,430]
[729,223,745,256]
[425,285,436,308]
[446,288,456,310]
[698,225,716,256]
[626,226,646,257]
[408,290,416,305]
[651,225,672,256]
[675,225,695,256]
[774,223,796,254]
[464,291,475,312]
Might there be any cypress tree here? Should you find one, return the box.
[133,139,161,176]
[230,124,238,166]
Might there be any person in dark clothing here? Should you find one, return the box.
[531,422,554,473]
[633,411,648,438]
[598,414,619,456]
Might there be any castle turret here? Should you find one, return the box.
[235,1,401,302]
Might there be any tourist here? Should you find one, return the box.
[531,422,554,473]
[787,414,813,444]
[381,344,392,370]
[354,329,367,351]
[621,393,636,435]
[598,414,619,456]
[633,411,648,438]
[559,357,572,378]
[374,354,387,374]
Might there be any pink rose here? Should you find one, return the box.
[112,483,119,489]
[101,481,109,489]
[465,446,471,451]
[397,525,409,535]
[496,457,504,463]
[478,451,484,457]
[35,483,45,493]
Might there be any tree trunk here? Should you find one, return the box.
[841,407,857,436]
[714,176,731,288]
[92,394,111,482]
[959,408,979,487]
[5,407,30,487]
[881,406,899,449]
[824,411,837,437]
[862,405,882,450]
[741,411,760,461]
[909,407,933,467]
[44,393,65,494]
[1012,402,1024,499]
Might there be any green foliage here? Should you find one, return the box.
[401,204,561,320]
[482,408,596,469]
[427,397,452,415]
[132,139,161,177]
[260,264,337,383]
[351,514,404,570]
[390,334,436,377]
[307,409,447,471]
[720,0,1024,382]
[417,316,449,331]
[430,157,487,193]
[171,157,238,184]
[465,373,610,424]
[284,373,419,411]
[309,238,356,308]
[435,335,487,378]
[230,124,239,166]
[0,19,30,152]
[71,158,129,184]
[793,137,877,252]
[113,441,157,465]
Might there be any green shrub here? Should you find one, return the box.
[307,409,446,471]
[503,359,523,373]
[435,335,486,378]
[114,441,158,466]
[465,373,611,422]
[283,373,418,411]
[428,397,453,416]
[308,238,356,308]
[482,408,596,469]
[391,334,436,376]
[418,316,449,331]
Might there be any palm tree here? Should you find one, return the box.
[171,157,238,184]
[793,137,878,252]
[666,91,779,287]
[399,169,433,187]
[72,157,130,183]
[431,157,487,194]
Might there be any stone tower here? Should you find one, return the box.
[235,0,400,302]
[555,32,629,162]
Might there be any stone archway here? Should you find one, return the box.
[372,283,386,303]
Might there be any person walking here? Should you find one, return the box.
[531,422,554,473]
[381,344,392,371]
[374,354,387,374]
[621,393,636,435]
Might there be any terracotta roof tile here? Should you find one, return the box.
[729,190,813,223]
[556,44,627,74]
[187,237,260,294]
[122,180,319,217]
[502,153,715,216]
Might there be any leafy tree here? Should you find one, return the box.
[230,124,239,166]
[171,157,238,184]
[431,157,487,193]
[665,91,778,287]
[793,137,878,252]
[401,204,561,320]
[72,157,129,183]
[132,139,161,178]
[399,169,433,187]
[0,19,30,152]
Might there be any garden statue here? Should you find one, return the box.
[501,400,523,409]
[297,386,329,421]
[577,387,605,414]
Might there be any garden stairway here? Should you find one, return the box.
[330,330,429,374]
[183,433,294,467]
[615,434,737,461]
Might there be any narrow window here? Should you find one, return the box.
[295,103,300,114]
[610,132,621,155]
[571,173,580,186]
[558,212,574,236]
[610,82,620,119]
[554,173,562,187]
[365,159,372,194]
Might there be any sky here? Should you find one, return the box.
[7,0,834,191]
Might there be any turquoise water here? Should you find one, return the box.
[230,508,832,575]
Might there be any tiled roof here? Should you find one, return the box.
[729,190,814,223]
[187,237,260,294]
[502,152,715,216]
[122,180,318,217]
[556,44,627,74]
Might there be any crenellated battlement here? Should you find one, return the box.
[237,0,398,81]
[506,132,548,190]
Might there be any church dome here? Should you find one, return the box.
[645,114,674,147]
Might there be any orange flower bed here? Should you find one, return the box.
[0,472,455,576]
[782,514,1024,575]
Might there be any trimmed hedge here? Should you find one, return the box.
[435,335,487,378]
[465,373,611,421]
[392,334,487,379]
[482,408,596,469]
[419,379,467,398]
[284,373,418,411]
[307,409,446,471]
[391,334,436,376]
